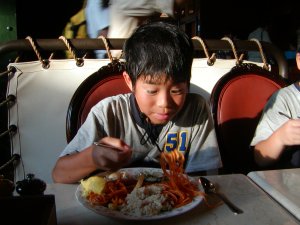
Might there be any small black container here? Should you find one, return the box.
[16,173,46,196]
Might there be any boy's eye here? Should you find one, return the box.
[146,89,157,94]
[171,89,183,94]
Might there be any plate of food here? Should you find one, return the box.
[75,167,204,220]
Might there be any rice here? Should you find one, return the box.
[119,184,173,216]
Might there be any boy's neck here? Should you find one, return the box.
[129,94,163,145]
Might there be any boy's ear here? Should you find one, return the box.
[296,53,300,71]
[123,71,133,91]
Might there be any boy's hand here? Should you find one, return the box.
[278,119,300,146]
[92,137,132,171]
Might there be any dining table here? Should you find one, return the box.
[248,168,300,221]
[45,173,300,225]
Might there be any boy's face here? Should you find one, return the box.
[125,73,188,125]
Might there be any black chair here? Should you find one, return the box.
[210,63,287,174]
[66,60,131,143]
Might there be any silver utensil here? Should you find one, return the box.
[278,111,300,119]
[93,142,146,155]
[200,176,243,214]
[93,142,122,151]
[279,111,292,119]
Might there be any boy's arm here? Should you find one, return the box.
[52,146,97,184]
[52,137,133,184]
[254,129,285,167]
[254,119,300,167]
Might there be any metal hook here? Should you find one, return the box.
[249,38,270,70]
[59,36,85,67]
[221,37,244,65]
[192,36,216,66]
[26,36,51,69]
[98,35,113,62]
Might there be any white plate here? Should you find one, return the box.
[75,167,203,221]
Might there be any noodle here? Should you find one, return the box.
[84,149,205,214]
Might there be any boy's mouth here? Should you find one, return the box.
[153,112,172,122]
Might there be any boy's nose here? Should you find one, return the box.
[157,92,172,108]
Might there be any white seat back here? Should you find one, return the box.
[6,58,265,183]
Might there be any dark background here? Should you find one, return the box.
[15,0,300,52]
[16,0,83,39]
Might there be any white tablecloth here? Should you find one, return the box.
[248,168,300,221]
[46,174,299,225]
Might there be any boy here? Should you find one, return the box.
[251,50,300,168]
[52,21,222,183]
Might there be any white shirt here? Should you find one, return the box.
[108,0,175,58]
[60,93,222,173]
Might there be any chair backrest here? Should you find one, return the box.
[210,63,287,174]
[66,60,131,143]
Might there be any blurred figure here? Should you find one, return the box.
[85,0,110,58]
[247,17,272,62]
[108,0,187,58]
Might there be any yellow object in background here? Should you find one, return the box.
[61,0,88,58]
[62,9,87,40]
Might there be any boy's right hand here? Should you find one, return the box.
[91,137,132,171]
[278,119,300,146]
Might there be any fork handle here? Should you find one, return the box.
[214,192,243,214]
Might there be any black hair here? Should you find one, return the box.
[123,21,194,87]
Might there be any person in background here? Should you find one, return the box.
[247,16,272,62]
[251,50,300,169]
[52,21,222,184]
[107,0,187,58]
[85,0,110,58]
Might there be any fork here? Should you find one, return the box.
[200,177,243,214]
